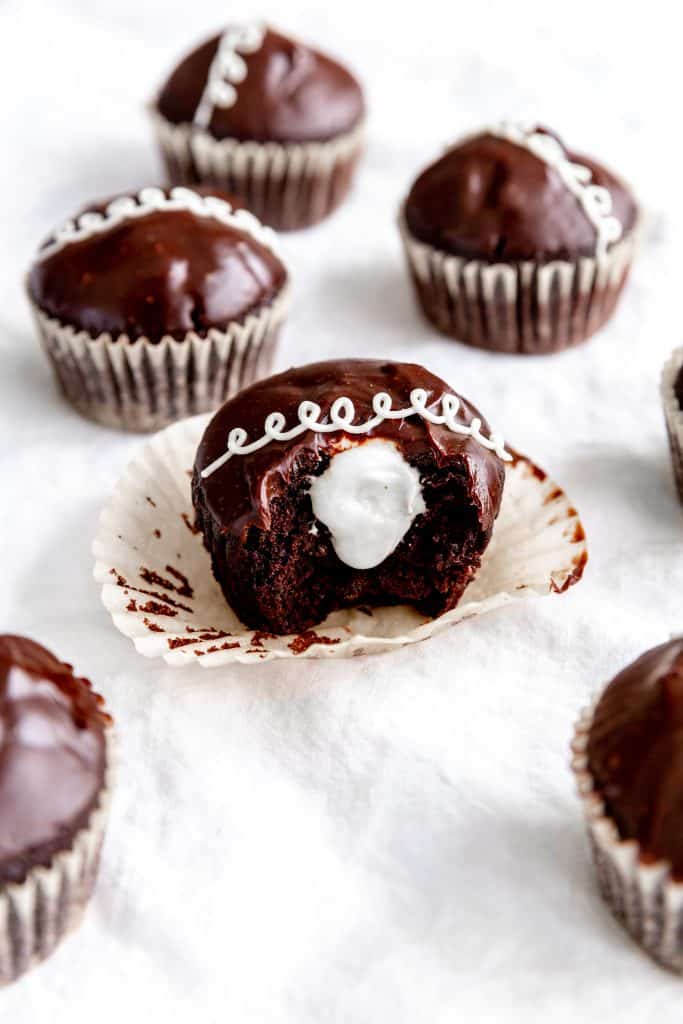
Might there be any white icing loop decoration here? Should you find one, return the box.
[484,121,624,258]
[194,21,266,131]
[36,187,280,263]
[200,389,512,479]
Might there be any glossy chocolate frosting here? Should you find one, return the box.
[193,359,505,543]
[156,26,364,143]
[405,130,638,263]
[674,365,683,410]
[0,635,109,886]
[586,639,683,877]
[28,190,286,341]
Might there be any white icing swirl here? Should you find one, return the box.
[35,187,279,263]
[475,121,623,258]
[194,22,266,131]
[200,387,512,480]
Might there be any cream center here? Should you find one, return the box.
[308,440,426,570]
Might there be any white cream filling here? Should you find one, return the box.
[308,439,426,570]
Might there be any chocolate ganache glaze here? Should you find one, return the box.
[405,130,638,263]
[0,635,109,886]
[674,365,683,411]
[194,359,504,541]
[28,189,286,341]
[193,360,506,632]
[157,26,364,144]
[586,639,683,877]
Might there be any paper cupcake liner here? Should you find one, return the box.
[0,729,115,987]
[92,414,587,665]
[571,708,683,972]
[399,211,638,354]
[29,287,289,433]
[661,349,683,507]
[151,112,365,231]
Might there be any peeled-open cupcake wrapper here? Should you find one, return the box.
[399,211,638,354]
[151,112,365,231]
[29,288,289,433]
[661,349,683,507]
[0,729,115,987]
[92,413,587,666]
[572,709,683,972]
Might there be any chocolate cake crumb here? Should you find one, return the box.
[544,487,563,504]
[143,619,164,633]
[181,512,201,535]
[289,632,342,655]
[164,565,194,598]
[139,600,178,618]
[200,642,241,654]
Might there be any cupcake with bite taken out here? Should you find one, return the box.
[192,359,509,634]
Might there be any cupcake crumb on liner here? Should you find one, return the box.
[662,348,683,506]
[29,287,289,433]
[152,112,365,231]
[399,210,639,355]
[92,414,587,666]
[0,730,115,987]
[572,707,683,972]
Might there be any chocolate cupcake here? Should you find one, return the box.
[661,349,683,506]
[572,639,683,971]
[0,635,113,986]
[152,22,365,230]
[400,123,640,354]
[192,359,509,634]
[27,187,289,432]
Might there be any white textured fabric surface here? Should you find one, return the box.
[1,1,681,1019]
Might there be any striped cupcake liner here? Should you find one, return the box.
[29,286,289,433]
[661,349,683,507]
[571,707,683,972]
[0,729,115,987]
[399,211,638,355]
[151,112,365,231]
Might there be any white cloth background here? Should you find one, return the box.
[1,1,682,1019]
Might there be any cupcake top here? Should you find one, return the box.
[0,635,110,886]
[404,122,638,263]
[28,187,287,342]
[586,639,683,877]
[156,22,365,144]
[193,359,508,563]
[673,363,683,409]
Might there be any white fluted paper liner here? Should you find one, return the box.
[93,414,587,666]
[571,707,683,972]
[30,287,289,433]
[399,211,638,354]
[662,348,683,507]
[151,112,365,231]
[0,729,115,987]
